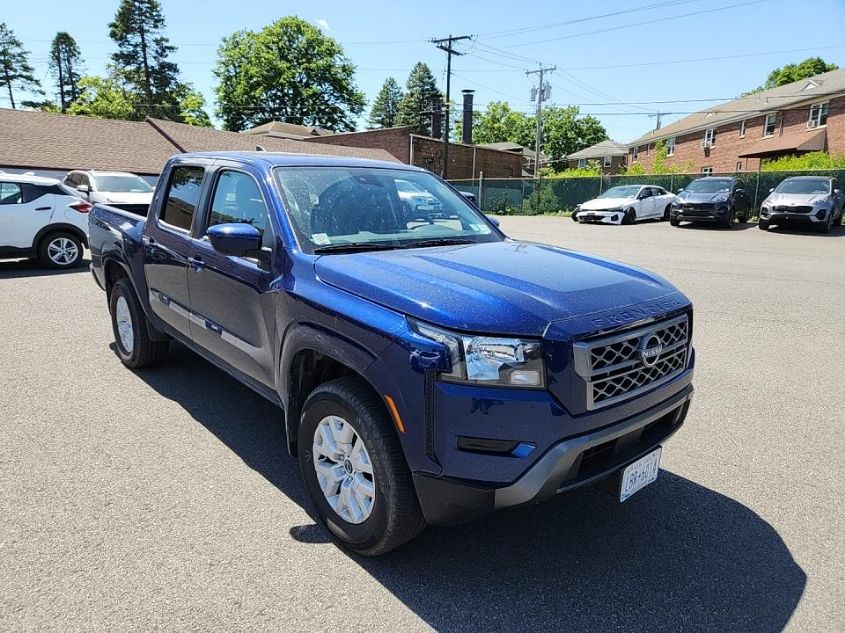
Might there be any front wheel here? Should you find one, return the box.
[720,209,734,229]
[759,220,770,230]
[299,377,425,556]
[622,208,635,225]
[669,216,680,227]
[819,212,832,234]
[109,279,169,368]
[663,205,671,221]
[38,232,83,269]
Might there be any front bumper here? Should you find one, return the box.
[671,205,726,223]
[762,209,828,225]
[577,210,623,224]
[413,384,693,525]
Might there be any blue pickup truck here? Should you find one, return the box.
[90,152,695,555]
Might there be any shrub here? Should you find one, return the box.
[761,152,845,171]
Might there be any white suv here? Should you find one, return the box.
[0,173,92,268]
[62,170,154,215]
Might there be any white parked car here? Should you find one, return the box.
[62,170,154,215]
[573,185,676,225]
[0,173,91,268]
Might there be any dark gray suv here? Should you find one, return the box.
[670,177,751,228]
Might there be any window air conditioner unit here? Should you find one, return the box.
[807,119,819,129]
[700,139,714,149]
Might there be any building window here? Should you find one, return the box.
[736,161,743,172]
[703,128,716,147]
[603,155,612,167]
[739,120,747,138]
[632,146,639,162]
[700,166,713,176]
[763,113,778,137]
[808,101,829,128]
[667,137,675,156]
[577,158,586,168]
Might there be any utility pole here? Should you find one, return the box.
[431,34,471,179]
[526,65,555,177]
[649,111,671,130]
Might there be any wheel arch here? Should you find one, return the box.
[33,223,89,250]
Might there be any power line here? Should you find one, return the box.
[499,0,769,49]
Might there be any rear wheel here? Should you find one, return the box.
[299,377,425,556]
[38,232,83,269]
[109,278,169,368]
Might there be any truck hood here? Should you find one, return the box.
[763,192,829,206]
[580,197,635,211]
[314,241,684,337]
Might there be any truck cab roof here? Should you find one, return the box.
[173,151,417,172]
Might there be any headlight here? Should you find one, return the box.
[714,196,728,203]
[410,320,546,388]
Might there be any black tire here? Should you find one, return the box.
[622,208,635,225]
[720,208,734,229]
[759,220,770,230]
[109,278,169,368]
[669,217,680,227]
[819,213,832,234]
[737,208,748,223]
[834,210,843,227]
[299,376,425,556]
[37,231,83,269]
[571,212,579,222]
[662,205,671,221]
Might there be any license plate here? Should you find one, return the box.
[619,447,662,502]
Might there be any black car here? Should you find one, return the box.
[670,177,751,228]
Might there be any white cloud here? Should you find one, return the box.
[316,18,330,31]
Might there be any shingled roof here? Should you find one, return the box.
[0,108,398,175]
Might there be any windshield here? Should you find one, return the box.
[774,179,830,195]
[93,175,153,193]
[274,167,500,254]
[685,179,731,194]
[598,185,641,199]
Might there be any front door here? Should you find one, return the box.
[144,164,206,340]
[0,181,55,249]
[187,168,276,387]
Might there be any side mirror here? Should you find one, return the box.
[486,215,500,227]
[735,189,746,196]
[835,189,841,195]
[76,184,90,196]
[207,223,262,257]
[677,188,684,193]
[769,187,775,193]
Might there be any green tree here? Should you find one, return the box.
[109,0,181,119]
[368,77,403,128]
[461,101,534,146]
[541,106,607,170]
[0,23,42,109]
[67,72,135,119]
[48,32,84,112]
[174,83,212,127]
[749,57,838,93]
[214,17,365,132]
[396,62,440,136]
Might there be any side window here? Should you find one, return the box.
[0,182,23,205]
[640,188,651,199]
[161,166,204,231]
[208,170,271,249]
[65,173,79,187]
[20,183,47,203]
[79,175,91,189]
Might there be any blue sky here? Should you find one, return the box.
[4,0,845,142]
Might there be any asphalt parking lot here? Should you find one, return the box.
[1,218,843,632]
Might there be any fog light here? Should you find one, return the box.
[509,369,542,386]
[816,209,827,220]
[611,214,619,222]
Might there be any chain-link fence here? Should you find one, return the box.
[450,170,845,215]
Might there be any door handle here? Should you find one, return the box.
[188,256,205,271]
[35,206,52,211]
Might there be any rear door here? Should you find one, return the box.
[0,181,55,249]
[143,163,208,340]
[187,167,276,387]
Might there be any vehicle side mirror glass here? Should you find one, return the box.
[207,223,262,257]
[735,189,745,196]
[769,187,775,193]
[486,215,500,227]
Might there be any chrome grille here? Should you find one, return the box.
[574,315,689,410]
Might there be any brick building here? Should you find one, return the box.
[564,139,628,174]
[254,125,524,179]
[627,68,845,174]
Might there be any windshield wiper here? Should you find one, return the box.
[403,238,477,248]
[313,242,403,254]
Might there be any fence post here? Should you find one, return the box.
[478,171,484,211]
[753,170,761,215]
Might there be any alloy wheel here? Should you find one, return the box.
[47,237,79,266]
[114,296,134,354]
[313,415,375,524]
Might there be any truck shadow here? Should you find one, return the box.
[136,343,806,633]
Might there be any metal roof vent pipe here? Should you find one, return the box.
[462,90,474,144]
[431,95,442,140]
